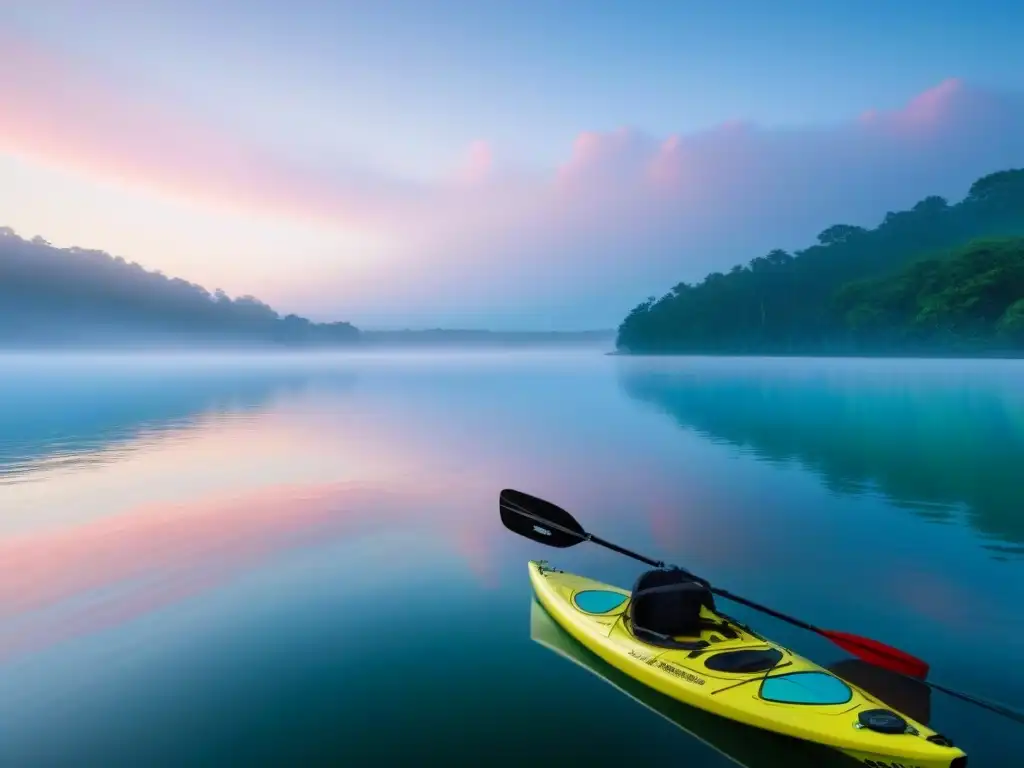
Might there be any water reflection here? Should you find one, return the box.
[0,480,465,664]
[0,353,357,484]
[0,352,599,665]
[1,351,1021,766]
[617,357,1024,555]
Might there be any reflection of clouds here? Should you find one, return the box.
[451,527,499,589]
[2,481,365,611]
[0,479,499,662]
[0,566,231,664]
[0,365,621,644]
[647,495,679,548]
[3,353,640,660]
[3,352,866,666]
[886,569,999,630]
[2,412,376,536]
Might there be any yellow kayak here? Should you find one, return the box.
[528,560,968,768]
[530,597,842,767]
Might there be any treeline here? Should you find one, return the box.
[837,238,1024,351]
[0,228,359,346]
[616,169,1024,355]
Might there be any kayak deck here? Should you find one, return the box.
[530,598,845,768]
[528,560,967,768]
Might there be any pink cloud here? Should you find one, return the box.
[454,140,494,186]
[3,27,1024,324]
[647,135,685,190]
[891,78,965,126]
[364,78,1024,324]
[559,128,651,184]
[0,31,425,230]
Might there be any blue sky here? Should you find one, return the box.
[3,0,1024,328]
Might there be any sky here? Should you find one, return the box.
[3,0,1024,330]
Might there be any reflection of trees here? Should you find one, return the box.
[618,362,1024,552]
[0,365,357,481]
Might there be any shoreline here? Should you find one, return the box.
[609,349,1024,360]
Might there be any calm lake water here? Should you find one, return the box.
[1,350,1022,767]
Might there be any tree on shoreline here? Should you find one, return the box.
[0,228,359,345]
[617,169,1024,355]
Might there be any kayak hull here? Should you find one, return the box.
[530,597,841,767]
[528,560,967,768]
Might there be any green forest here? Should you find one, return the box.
[0,228,360,346]
[616,169,1024,355]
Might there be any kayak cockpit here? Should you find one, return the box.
[626,568,741,650]
[702,647,785,673]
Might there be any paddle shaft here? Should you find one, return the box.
[589,530,919,663]
[590,533,665,569]
[594,536,825,635]
[506,502,666,568]
[928,682,1024,725]
[508,500,819,632]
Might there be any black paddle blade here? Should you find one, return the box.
[499,489,586,548]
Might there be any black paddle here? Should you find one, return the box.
[500,487,1024,726]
